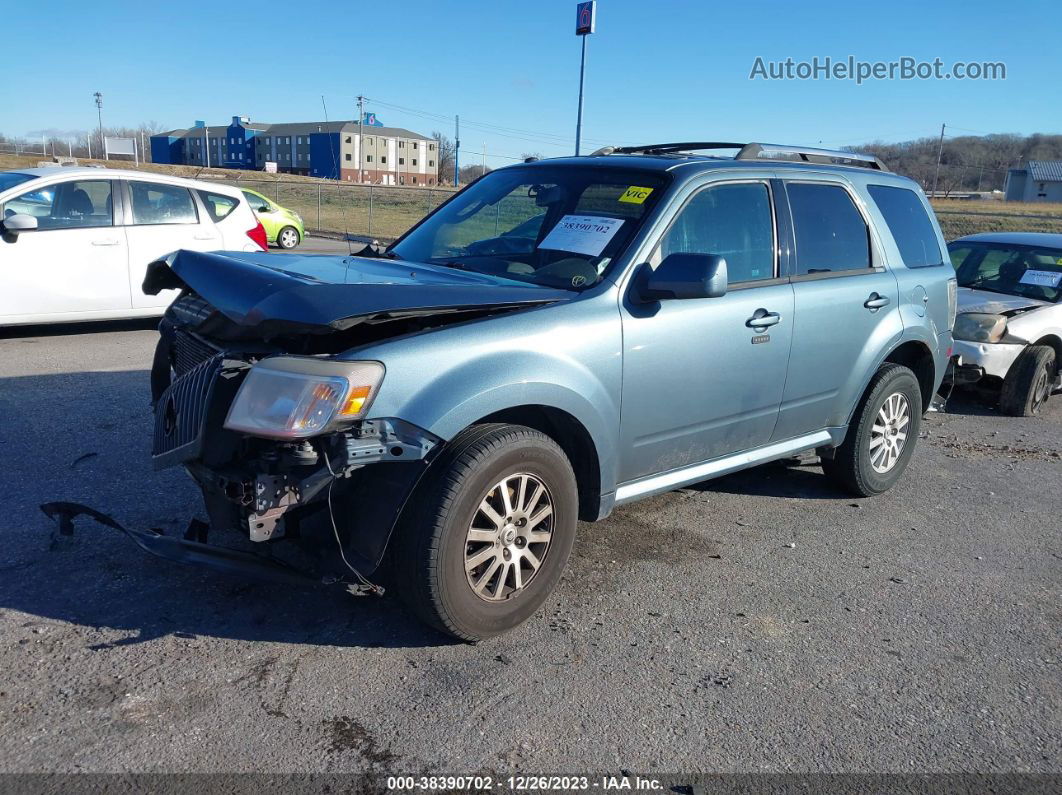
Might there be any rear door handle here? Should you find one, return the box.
[193,233,217,240]
[91,239,120,246]
[864,292,891,310]
[746,308,781,329]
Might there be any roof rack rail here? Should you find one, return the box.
[735,142,889,171]
[590,142,745,156]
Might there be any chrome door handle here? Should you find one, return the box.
[864,292,891,310]
[91,239,120,246]
[746,308,781,328]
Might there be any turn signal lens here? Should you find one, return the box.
[339,385,372,417]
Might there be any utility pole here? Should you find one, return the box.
[205,126,210,168]
[94,92,105,160]
[931,123,946,198]
[573,2,596,156]
[481,142,486,175]
[357,95,365,183]
[454,114,460,187]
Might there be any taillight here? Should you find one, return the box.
[947,279,957,330]
[246,220,268,251]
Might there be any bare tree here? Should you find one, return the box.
[459,164,491,183]
[432,131,456,185]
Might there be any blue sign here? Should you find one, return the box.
[576,1,596,35]
[362,112,383,127]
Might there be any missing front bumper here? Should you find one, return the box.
[40,501,329,588]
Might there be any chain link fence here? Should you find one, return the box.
[209,178,456,242]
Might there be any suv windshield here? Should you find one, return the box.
[0,172,36,195]
[390,166,669,290]
[950,241,1062,303]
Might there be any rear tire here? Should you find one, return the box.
[391,423,578,641]
[1000,345,1055,417]
[822,364,922,497]
[277,225,300,249]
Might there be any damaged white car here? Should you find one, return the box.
[948,232,1062,415]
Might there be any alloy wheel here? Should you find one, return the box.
[464,473,554,601]
[279,228,299,248]
[869,392,910,473]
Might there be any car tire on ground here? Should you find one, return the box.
[277,226,300,249]
[1000,345,1055,417]
[391,423,578,641]
[822,363,923,497]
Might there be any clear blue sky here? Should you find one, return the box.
[5,0,1060,166]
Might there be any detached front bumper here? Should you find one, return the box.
[949,339,1026,383]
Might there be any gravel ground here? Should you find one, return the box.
[0,321,1059,777]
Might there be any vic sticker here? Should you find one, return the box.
[619,186,654,204]
[538,215,625,257]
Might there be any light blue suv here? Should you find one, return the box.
[81,142,957,640]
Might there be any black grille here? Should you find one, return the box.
[173,329,219,377]
[152,354,223,469]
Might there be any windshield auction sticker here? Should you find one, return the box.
[1019,269,1062,288]
[539,215,624,257]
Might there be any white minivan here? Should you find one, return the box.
[0,167,267,326]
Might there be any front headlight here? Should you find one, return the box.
[953,313,1007,343]
[224,357,384,439]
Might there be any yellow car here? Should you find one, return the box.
[241,188,304,249]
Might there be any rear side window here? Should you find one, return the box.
[867,185,944,268]
[130,181,198,225]
[787,183,870,275]
[658,182,776,283]
[198,190,239,222]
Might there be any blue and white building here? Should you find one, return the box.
[151,116,440,185]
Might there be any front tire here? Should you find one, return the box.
[277,225,300,249]
[391,424,578,641]
[1000,345,1055,417]
[822,364,922,497]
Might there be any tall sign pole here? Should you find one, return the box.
[574,1,596,156]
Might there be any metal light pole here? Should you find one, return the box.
[454,114,460,186]
[573,2,596,156]
[94,92,105,160]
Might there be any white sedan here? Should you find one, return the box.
[948,232,1062,415]
[0,167,267,326]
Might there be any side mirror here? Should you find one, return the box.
[638,253,728,301]
[257,205,271,213]
[1,213,38,237]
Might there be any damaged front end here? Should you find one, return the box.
[47,250,571,589]
[132,315,442,588]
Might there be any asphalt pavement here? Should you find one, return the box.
[0,320,1059,777]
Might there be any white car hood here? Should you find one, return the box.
[956,287,1049,316]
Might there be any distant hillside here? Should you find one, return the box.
[851,133,1062,195]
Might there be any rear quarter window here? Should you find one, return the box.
[867,184,944,269]
[197,190,239,222]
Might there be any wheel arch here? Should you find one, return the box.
[473,405,603,522]
[883,339,936,411]
[1031,334,1062,376]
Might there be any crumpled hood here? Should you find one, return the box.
[144,249,574,335]
[956,287,1049,316]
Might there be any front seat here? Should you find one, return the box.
[68,188,94,217]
